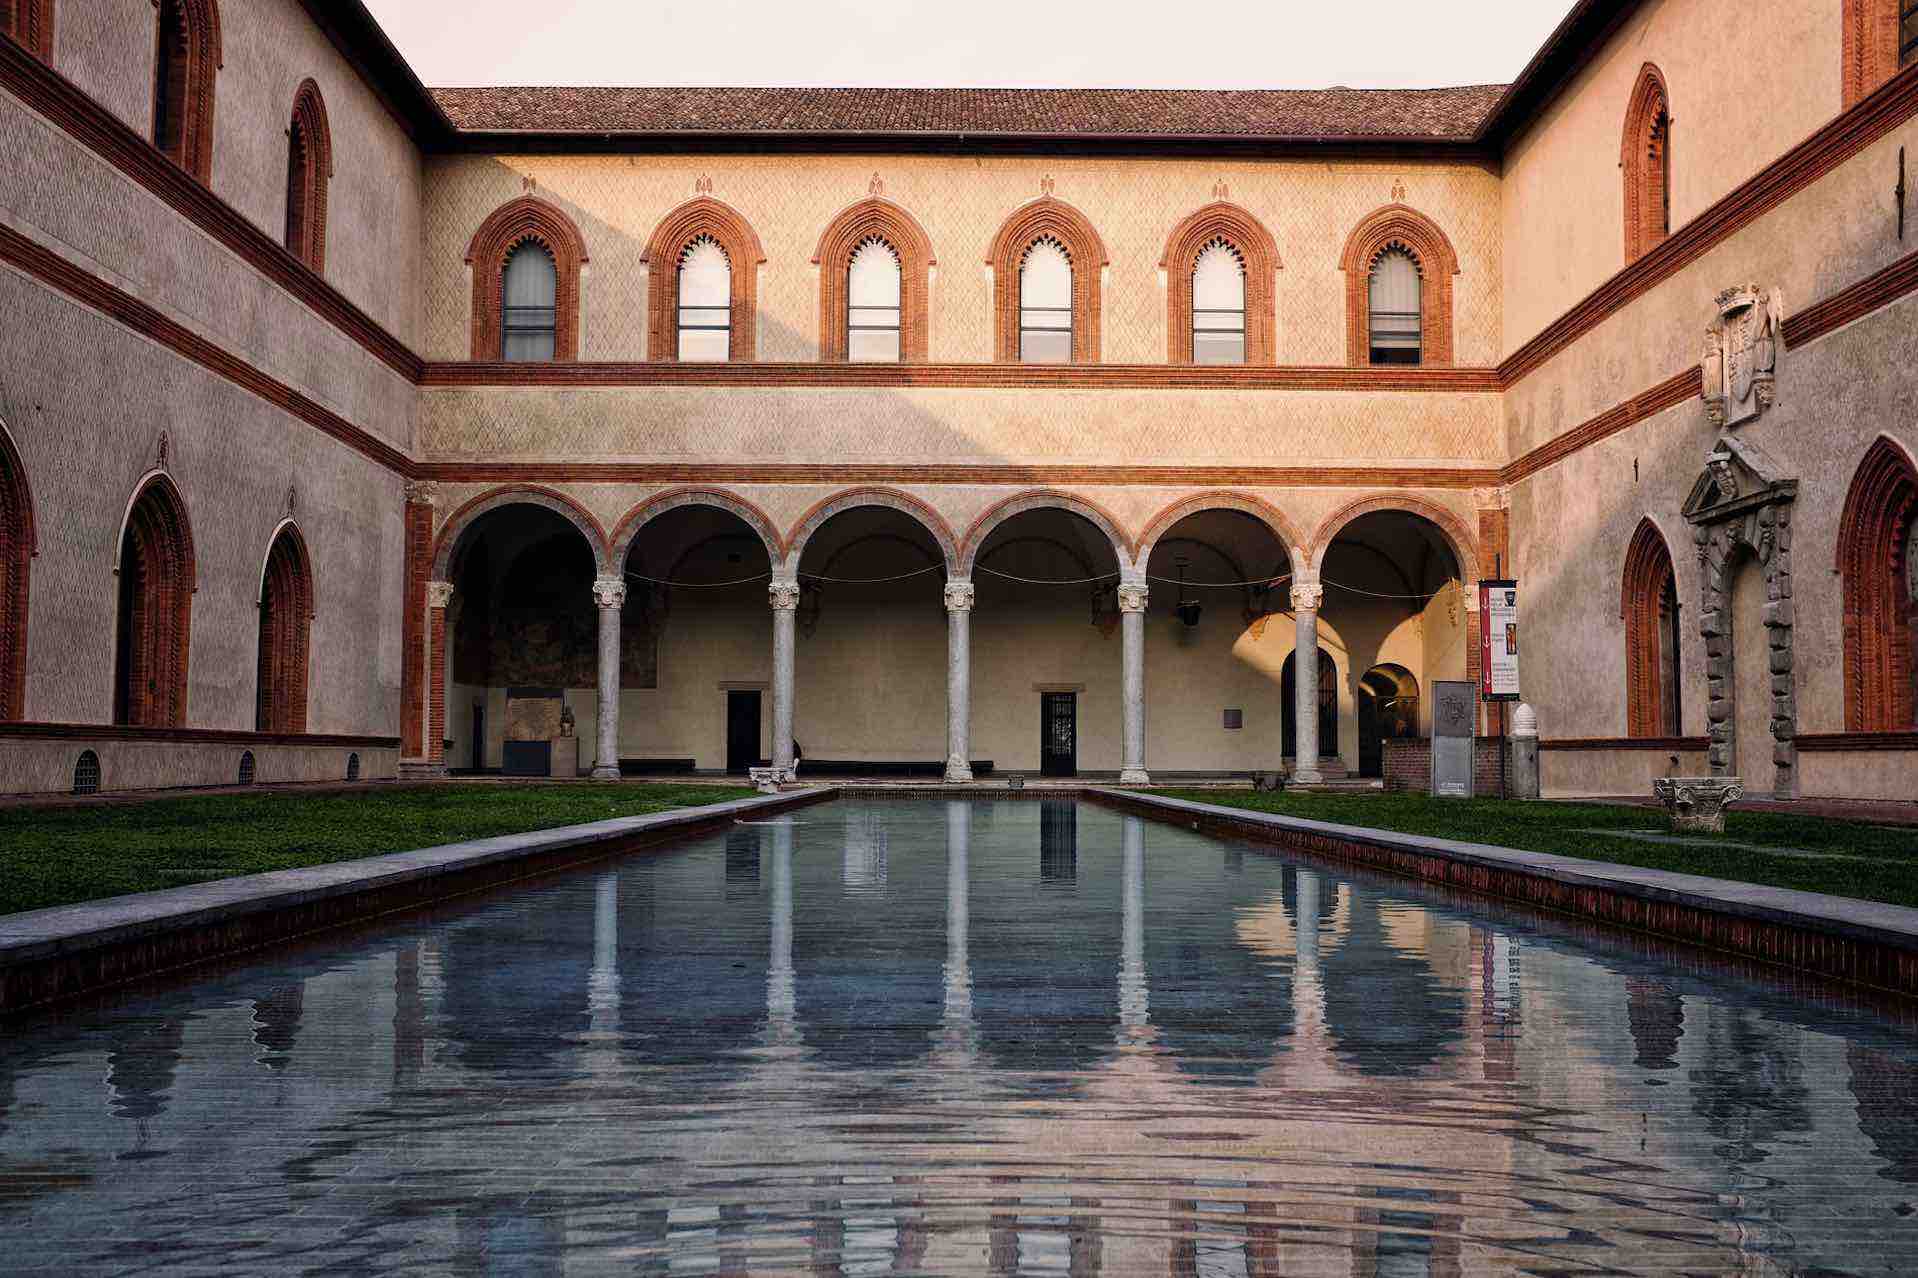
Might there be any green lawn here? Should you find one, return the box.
[1154,789,1918,909]
[0,783,755,917]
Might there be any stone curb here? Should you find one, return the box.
[1087,788,1918,994]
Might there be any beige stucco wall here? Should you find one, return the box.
[0,738,398,795]
[1539,746,1711,798]
[420,152,1502,366]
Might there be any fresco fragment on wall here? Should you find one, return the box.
[452,533,659,689]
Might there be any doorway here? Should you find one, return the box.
[471,703,485,772]
[1040,692,1077,777]
[726,690,762,774]
[1357,664,1420,779]
[1281,648,1340,762]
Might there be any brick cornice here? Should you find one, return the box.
[0,721,397,749]
[413,462,1502,489]
[419,361,1500,391]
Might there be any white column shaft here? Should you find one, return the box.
[945,581,974,783]
[1118,580,1149,785]
[770,580,799,778]
[1292,580,1325,784]
[591,576,624,780]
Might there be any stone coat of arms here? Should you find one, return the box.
[1701,284,1784,428]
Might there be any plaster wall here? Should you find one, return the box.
[1795,749,1918,797]
[1538,746,1711,797]
[0,738,398,795]
[420,152,1502,366]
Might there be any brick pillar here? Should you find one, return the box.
[399,482,437,760]
[425,580,453,773]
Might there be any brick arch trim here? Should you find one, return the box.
[987,197,1108,364]
[431,484,610,579]
[1,0,55,60]
[642,197,765,362]
[154,0,222,182]
[466,196,589,361]
[1160,203,1281,365]
[0,422,32,720]
[1135,491,1303,568]
[1838,435,1918,730]
[1621,516,1679,737]
[611,486,783,564]
[959,489,1132,577]
[1307,492,1480,588]
[255,520,313,733]
[1844,0,1905,107]
[114,471,195,728]
[813,197,936,363]
[785,486,958,575]
[1338,204,1458,368]
[1621,64,1673,264]
[285,78,332,272]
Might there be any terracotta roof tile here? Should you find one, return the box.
[431,85,1508,141]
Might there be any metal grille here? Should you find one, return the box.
[346,752,361,782]
[238,750,257,786]
[72,750,100,796]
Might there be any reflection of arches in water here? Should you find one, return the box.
[1320,896,1464,1078]
[1281,647,1338,760]
[1357,663,1420,778]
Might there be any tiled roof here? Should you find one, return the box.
[431,85,1510,141]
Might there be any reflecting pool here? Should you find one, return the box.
[4,798,1918,1273]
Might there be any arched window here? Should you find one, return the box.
[256,525,313,733]
[114,477,194,728]
[501,242,558,362]
[1839,438,1918,730]
[677,235,733,362]
[0,427,31,721]
[1623,65,1673,263]
[1,0,55,61]
[846,237,902,363]
[1844,0,1918,106]
[1368,248,1422,365]
[1018,237,1074,364]
[1622,519,1682,737]
[1191,238,1247,365]
[152,0,220,182]
[284,80,331,273]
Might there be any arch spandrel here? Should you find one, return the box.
[431,485,611,579]
[784,487,959,575]
[958,489,1133,577]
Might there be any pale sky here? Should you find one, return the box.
[362,0,1583,91]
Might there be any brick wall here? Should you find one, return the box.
[1382,737,1514,795]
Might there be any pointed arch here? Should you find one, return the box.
[0,423,32,720]
[1838,436,1918,730]
[1160,202,1281,365]
[785,487,958,574]
[1,0,55,61]
[284,78,332,272]
[643,196,765,362]
[813,197,936,362]
[959,489,1131,577]
[1621,64,1673,264]
[152,0,221,182]
[1621,517,1682,737]
[465,196,589,361]
[114,473,195,727]
[1844,0,1906,108]
[255,521,314,733]
[988,197,1107,364]
[1339,204,1458,368]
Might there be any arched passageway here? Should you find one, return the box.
[1356,663,1420,778]
[114,477,195,727]
[255,524,313,733]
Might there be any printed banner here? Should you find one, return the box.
[1478,579,1520,702]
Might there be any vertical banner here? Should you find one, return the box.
[1478,579,1520,702]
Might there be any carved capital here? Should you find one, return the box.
[403,480,439,508]
[1290,583,1324,612]
[425,580,455,610]
[769,581,802,611]
[1117,583,1149,614]
[592,575,627,610]
[944,580,976,613]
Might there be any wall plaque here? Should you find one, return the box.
[1431,679,1476,799]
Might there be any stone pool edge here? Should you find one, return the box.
[0,787,834,1015]
[1087,788,1918,999]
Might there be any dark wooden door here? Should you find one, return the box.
[726,690,761,774]
[1040,692,1077,777]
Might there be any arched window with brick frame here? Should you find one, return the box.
[1622,64,1673,264]
[1338,204,1457,368]
[0,424,32,721]
[1844,0,1918,107]
[284,79,332,273]
[813,198,935,362]
[465,196,588,362]
[988,197,1107,364]
[643,197,765,362]
[1622,518,1683,738]
[1,0,55,61]
[1161,202,1279,365]
[114,474,195,728]
[256,523,313,733]
[1839,437,1918,731]
[152,0,221,182]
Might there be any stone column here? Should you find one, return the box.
[944,580,975,783]
[424,580,454,775]
[1291,579,1324,784]
[769,578,800,780]
[591,575,625,780]
[1118,579,1150,785]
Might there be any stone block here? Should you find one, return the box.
[1708,697,1732,722]
[1770,648,1793,674]
[1700,608,1724,638]
[1762,599,1793,628]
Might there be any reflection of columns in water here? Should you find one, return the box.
[1290,868,1333,1078]
[940,801,975,1050]
[588,868,620,1039]
[1118,816,1149,1035]
[393,942,424,1087]
[766,820,797,1042]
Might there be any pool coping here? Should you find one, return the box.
[1086,788,1918,998]
[0,787,834,1015]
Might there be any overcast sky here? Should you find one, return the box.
[362,0,1582,91]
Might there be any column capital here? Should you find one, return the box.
[426,580,455,610]
[769,580,802,611]
[592,575,627,610]
[1289,582,1323,612]
[1117,583,1149,614]
[403,480,439,508]
[944,580,975,613]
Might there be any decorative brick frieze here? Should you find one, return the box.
[1159,202,1280,365]
[987,197,1108,364]
[642,197,765,362]
[1621,518,1679,738]
[466,196,589,361]
[115,474,195,729]
[1838,436,1918,730]
[1621,64,1672,264]
[812,197,935,363]
[0,0,53,60]
[284,78,332,273]
[1339,203,1458,368]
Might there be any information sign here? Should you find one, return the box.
[1478,580,1520,702]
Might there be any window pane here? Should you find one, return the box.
[1193,333,1245,365]
[677,235,732,361]
[1368,248,1421,365]
[501,243,557,362]
[678,328,729,362]
[1020,328,1072,364]
[502,328,554,362]
[1192,241,1244,311]
[1020,238,1073,308]
[849,328,901,362]
[849,238,901,307]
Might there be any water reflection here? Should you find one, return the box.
[2,798,1916,1273]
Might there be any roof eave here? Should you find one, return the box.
[297,0,456,145]
[1473,0,1646,152]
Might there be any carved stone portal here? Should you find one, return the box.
[1700,284,1785,429]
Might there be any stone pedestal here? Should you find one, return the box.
[550,735,580,780]
[1652,777,1744,834]
[1509,702,1540,799]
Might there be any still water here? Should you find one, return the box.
[4,798,1918,1274]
